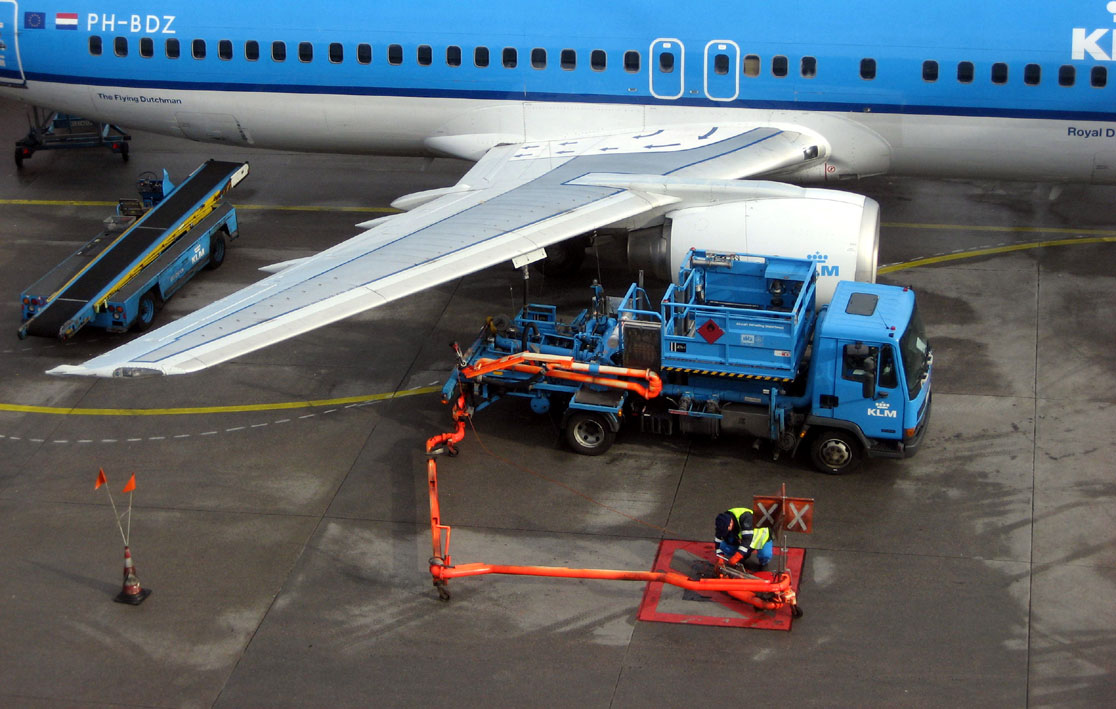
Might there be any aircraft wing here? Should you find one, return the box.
[49,124,824,377]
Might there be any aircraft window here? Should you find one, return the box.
[272,41,286,62]
[860,57,876,80]
[772,55,788,77]
[922,60,938,82]
[1058,65,1075,87]
[245,40,259,62]
[219,40,233,61]
[658,52,674,74]
[1024,63,1040,86]
[474,46,489,67]
[561,49,576,70]
[991,62,1008,84]
[299,42,313,62]
[714,53,729,75]
[624,50,640,73]
[166,38,180,59]
[388,44,403,65]
[419,45,433,66]
[957,61,974,83]
[140,37,154,58]
[329,43,343,64]
[743,54,760,77]
[502,47,517,68]
[591,49,606,71]
[801,56,817,78]
[532,48,547,69]
[1092,66,1108,88]
[114,37,128,58]
[358,43,372,65]
[89,36,103,57]
[192,39,206,60]
[446,45,461,67]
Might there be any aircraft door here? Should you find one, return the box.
[649,39,684,100]
[703,41,739,101]
[0,1,27,88]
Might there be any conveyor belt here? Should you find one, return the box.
[21,160,245,339]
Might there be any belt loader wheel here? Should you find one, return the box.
[205,232,227,270]
[132,291,158,332]
[565,411,615,456]
[809,429,861,474]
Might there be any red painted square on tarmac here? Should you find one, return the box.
[638,539,805,631]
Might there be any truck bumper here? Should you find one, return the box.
[899,392,931,459]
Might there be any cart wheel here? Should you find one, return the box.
[132,291,157,332]
[205,232,227,270]
[564,411,615,456]
[14,148,25,168]
[120,142,130,162]
[792,604,803,618]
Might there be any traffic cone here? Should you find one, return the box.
[113,546,152,605]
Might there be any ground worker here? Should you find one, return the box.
[714,507,773,570]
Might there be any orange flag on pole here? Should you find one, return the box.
[95,468,107,490]
[121,473,136,494]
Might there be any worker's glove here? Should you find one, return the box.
[728,552,744,565]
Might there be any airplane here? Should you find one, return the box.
[0,1,1113,377]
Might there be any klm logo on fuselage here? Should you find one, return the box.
[85,14,176,34]
[806,251,839,278]
[1071,2,1116,60]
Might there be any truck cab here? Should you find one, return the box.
[807,282,933,472]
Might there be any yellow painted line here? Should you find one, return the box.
[878,235,1116,274]
[0,198,398,213]
[0,385,441,416]
[882,222,1116,237]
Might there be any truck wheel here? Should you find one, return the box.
[810,430,861,474]
[565,411,615,456]
[132,291,157,332]
[205,232,227,270]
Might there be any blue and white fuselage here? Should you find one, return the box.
[2,0,1115,181]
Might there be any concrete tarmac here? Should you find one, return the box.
[0,96,1113,707]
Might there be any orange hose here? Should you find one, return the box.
[466,352,662,399]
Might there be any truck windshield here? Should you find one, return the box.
[899,304,930,398]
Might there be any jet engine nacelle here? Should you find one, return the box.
[627,188,879,304]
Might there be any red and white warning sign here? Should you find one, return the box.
[753,492,814,534]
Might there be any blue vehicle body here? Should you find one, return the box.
[445,250,932,473]
[18,160,247,339]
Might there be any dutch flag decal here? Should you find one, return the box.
[55,13,79,30]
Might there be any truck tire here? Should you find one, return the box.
[809,430,862,474]
[205,232,227,270]
[565,411,615,456]
[132,291,157,332]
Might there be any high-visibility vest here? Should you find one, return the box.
[727,507,770,550]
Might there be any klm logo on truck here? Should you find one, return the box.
[806,252,838,278]
[868,402,898,418]
[1071,2,1116,60]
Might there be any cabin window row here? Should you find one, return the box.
[88,36,643,73]
[86,37,1111,89]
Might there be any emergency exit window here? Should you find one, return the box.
[714,53,730,75]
